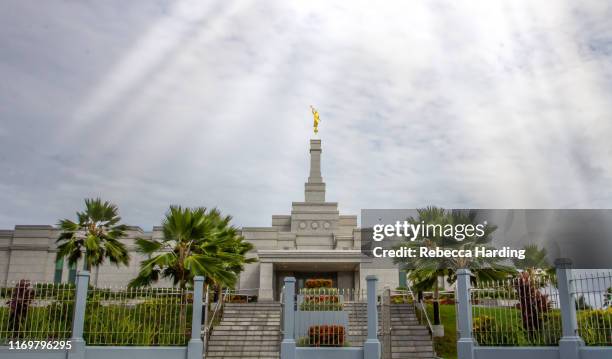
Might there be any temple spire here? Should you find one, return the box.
[305,139,326,202]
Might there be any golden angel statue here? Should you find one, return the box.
[310,105,320,134]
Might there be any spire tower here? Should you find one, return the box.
[305,139,326,202]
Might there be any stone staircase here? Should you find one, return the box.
[345,302,436,358]
[389,304,436,359]
[345,302,370,345]
[206,302,281,359]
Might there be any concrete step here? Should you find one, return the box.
[391,353,435,359]
[346,301,435,356]
[214,325,280,331]
[207,302,281,359]
[207,352,279,357]
[212,329,279,337]
[208,339,279,345]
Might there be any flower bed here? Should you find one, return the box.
[226,294,248,303]
[305,279,333,289]
[297,325,346,347]
[299,281,342,311]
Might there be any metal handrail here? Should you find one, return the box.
[203,287,230,350]
[396,287,435,336]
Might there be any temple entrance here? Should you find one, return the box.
[272,263,360,300]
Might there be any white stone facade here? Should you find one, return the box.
[0,139,400,295]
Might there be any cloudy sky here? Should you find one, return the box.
[1,1,611,230]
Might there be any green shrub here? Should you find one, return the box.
[391,295,411,304]
[300,288,339,295]
[1,287,191,346]
[578,308,612,346]
[83,299,191,346]
[473,315,528,346]
[299,287,343,311]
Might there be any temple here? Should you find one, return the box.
[238,138,399,300]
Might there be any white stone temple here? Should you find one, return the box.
[239,138,399,300]
[0,139,400,295]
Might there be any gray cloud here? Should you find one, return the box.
[1,0,611,229]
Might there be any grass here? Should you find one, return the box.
[424,304,457,359]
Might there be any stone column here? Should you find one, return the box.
[305,139,326,202]
[456,268,475,359]
[364,275,381,359]
[259,262,274,301]
[555,258,584,359]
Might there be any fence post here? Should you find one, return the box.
[188,276,205,359]
[281,277,296,359]
[456,268,475,359]
[67,270,89,359]
[381,286,392,359]
[555,258,583,359]
[364,275,381,359]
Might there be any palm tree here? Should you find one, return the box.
[129,206,255,290]
[56,198,130,275]
[394,207,514,324]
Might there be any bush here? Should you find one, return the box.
[473,315,528,346]
[84,298,191,345]
[300,288,343,311]
[307,325,345,347]
[578,308,612,345]
[300,288,338,295]
[7,280,34,335]
[541,311,562,344]
[305,279,333,288]
[304,295,339,303]
[391,295,411,304]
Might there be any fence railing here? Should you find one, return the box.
[573,271,612,346]
[470,274,562,346]
[0,271,205,357]
[456,261,612,359]
[466,270,612,348]
[0,281,75,344]
[295,287,351,347]
[83,286,192,346]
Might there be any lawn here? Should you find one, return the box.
[425,304,457,359]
